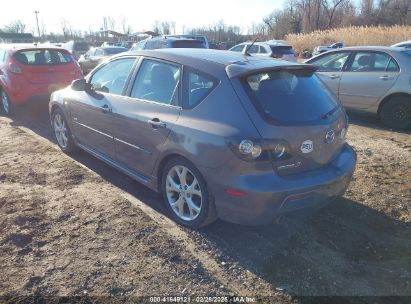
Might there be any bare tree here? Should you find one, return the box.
[4,20,27,33]
[121,17,132,35]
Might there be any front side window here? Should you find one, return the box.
[183,69,217,109]
[309,51,350,72]
[130,59,180,105]
[243,69,339,123]
[89,57,136,95]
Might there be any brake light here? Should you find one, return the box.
[273,54,283,59]
[8,62,22,74]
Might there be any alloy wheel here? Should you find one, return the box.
[1,91,10,114]
[53,113,68,149]
[165,165,203,221]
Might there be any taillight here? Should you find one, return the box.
[8,62,22,74]
[226,138,290,162]
[272,54,283,59]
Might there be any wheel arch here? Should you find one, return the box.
[156,153,191,192]
[378,92,411,116]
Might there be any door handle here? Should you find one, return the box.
[101,104,111,114]
[328,74,340,79]
[380,75,393,81]
[148,118,166,129]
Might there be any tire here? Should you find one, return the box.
[380,96,411,129]
[51,108,78,153]
[1,90,15,116]
[161,157,217,229]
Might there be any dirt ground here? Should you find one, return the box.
[0,100,410,303]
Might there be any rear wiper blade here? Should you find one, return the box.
[321,105,340,119]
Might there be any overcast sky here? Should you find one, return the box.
[0,0,285,35]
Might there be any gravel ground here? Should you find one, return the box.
[0,100,410,304]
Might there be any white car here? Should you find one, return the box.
[229,41,297,62]
[313,42,345,56]
[391,40,411,48]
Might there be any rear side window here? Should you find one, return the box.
[183,68,217,109]
[243,69,338,124]
[348,52,399,72]
[131,59,180,105]
[14,50,74,65]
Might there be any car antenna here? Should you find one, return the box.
[243,37,259,56]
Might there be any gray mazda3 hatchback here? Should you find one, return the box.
[49,49,357,228]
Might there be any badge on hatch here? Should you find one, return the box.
[301,140,314,154]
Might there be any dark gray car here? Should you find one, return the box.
[49,49,357,228]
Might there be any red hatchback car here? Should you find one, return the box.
[0,44,83,115]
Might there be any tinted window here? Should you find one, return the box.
[131,59,180,105]
[172,40,205,48]
[90,57,136,95]
[183,69,217,109]
[73,42,90,52]
[270,46,294,55]
[14,50,74,65]
[243,69,338,123]
[310,52,350,72]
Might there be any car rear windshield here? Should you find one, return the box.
[243,69,339,124]
[270,46,294,55]
[14,50,74,66]
[172,41,206,48]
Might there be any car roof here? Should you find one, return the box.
[127,48,313,78]
[0,43,68,52]
[337,46,404,52]
[232,41,292,48]
[392,40,411,46]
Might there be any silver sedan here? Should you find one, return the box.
[306,46,411,129]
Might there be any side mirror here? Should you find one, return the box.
[71,78,87,91]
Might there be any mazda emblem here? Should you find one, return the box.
[325,130,335,144]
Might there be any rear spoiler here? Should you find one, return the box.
[225,61,318,79]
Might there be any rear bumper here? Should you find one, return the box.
[202,144,357,226]
[5,82,70,105]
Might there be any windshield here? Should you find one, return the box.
[243,69,339,123]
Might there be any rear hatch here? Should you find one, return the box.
[13,49,80,86]
[238,66,348,176]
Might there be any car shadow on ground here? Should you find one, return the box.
[3,100,411,298]
[346,110,411,135]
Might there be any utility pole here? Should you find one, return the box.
[34,11,41,41]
